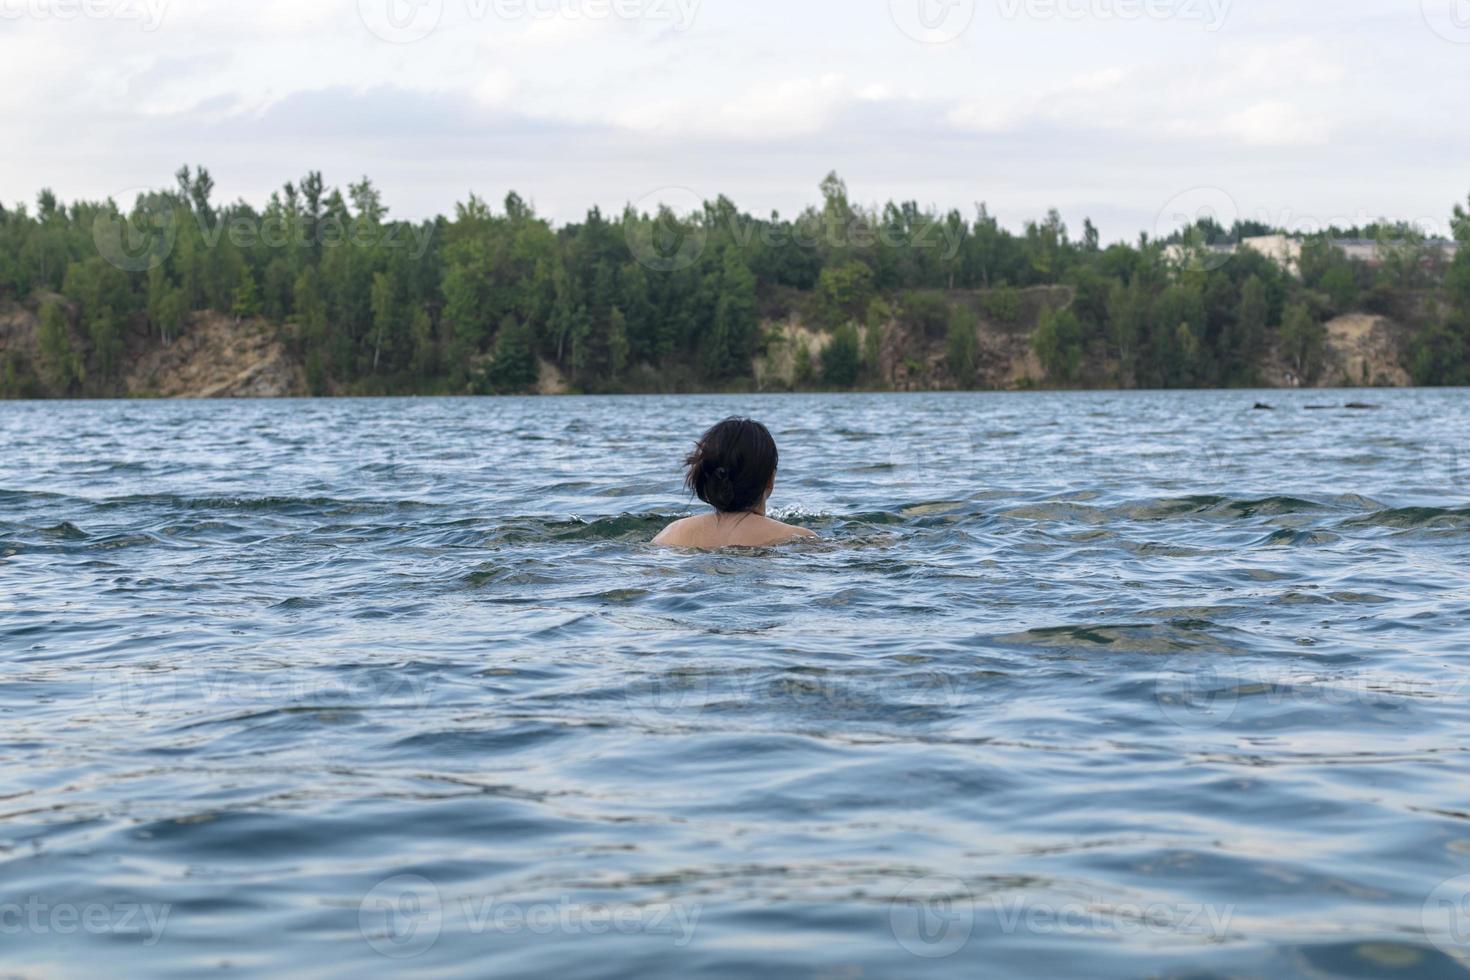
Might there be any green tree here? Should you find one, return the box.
[369,270,396,372]
[794,341,814,385]
[816,261,875,325]
[1106,280,1148,386]
[36,301,79,393]
[946,308,978,383]
[1321,265,1358,313]
[607,307,630,380]
[980,286,1022,324]
[702,249,757,380]
[1408,323,1470,386]
[233,267,260,321]
[1232,274,1269,379]
[1151,283,1207,387]
[409,308,437,379]
[147,267,188,345]
[1280,303,1326,380]
[822,323,861,387]
[487,317,538,393]
[1033,308,1084,382]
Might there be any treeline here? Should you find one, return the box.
[1,167,1468,397]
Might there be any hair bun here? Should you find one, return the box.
[683,417,780,515]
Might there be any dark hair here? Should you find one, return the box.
[684,418,779,514]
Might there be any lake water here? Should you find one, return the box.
[3,390,1469,978]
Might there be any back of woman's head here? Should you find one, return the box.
[684,418,779,514]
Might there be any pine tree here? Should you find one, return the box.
[823,323,861,387]
[1281,303,1326,380]
[36,301,79,393]
[233,268,260,322]
[488,317,538,393]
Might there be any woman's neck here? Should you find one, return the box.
[715,502,766,519]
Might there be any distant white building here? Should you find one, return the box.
[1164,234,1459,276]
[1240,235,1302,273]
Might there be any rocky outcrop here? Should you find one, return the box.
[124,313,305,398]
[1318,314,1412,388]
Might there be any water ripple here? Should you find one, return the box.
[2,390,1469,978]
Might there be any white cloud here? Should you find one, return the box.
[1216,100,1331,147]
[0,0,1464,243]
[945,67,1129,133]
[613,73,855,140]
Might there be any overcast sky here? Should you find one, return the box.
[3,0,1468,242]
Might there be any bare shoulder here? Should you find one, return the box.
[652,517,697,548]
[749,520,817,546]
[653,515,815,550]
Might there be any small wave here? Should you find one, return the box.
[548,514,670,541]
[40,522,89,540]
[1210,495,1329,518]
[994,619,1244,655]
[0,488,67,506]
[1346,506,1470,530]
[1004,495,1341,526]
[94,493,437,515]
[1259,528,1341,548]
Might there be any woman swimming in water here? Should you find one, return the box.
[653,417,816,550]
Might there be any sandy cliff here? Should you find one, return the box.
[0,297,1430,397]
[124,313,305,398]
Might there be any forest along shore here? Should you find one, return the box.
[1,168,1466,398]
[0,294,1416,398]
